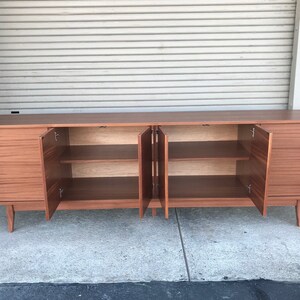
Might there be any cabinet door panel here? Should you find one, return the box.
[261,124,300,197]
[40,128,71,220]
[138,127,153,218]
[249,125,272,216]
[157,127,169,219]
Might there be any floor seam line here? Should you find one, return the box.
[175,208,191,282]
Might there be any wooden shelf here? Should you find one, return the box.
[169,176,249,200]
[169,141,249,161]
[60,145,138,163]
[62,177,139,201]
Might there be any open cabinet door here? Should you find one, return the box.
[40,128,71,220]
[249,125,273,216]
[138,127,153,218]
[157,127,169,219]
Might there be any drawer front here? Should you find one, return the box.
[261,124,300,149]
[269,149,300,186]
[261,124,300,197]
[0,140,41,163]
[0,163,43,179]
[0,178,44,201]
[0,128,47,141]
[0,128,47,202]
[269,186,300,197]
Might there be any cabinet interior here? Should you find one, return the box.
[159,124,251,200]
[59,126,147,203]
[42,123,270,219]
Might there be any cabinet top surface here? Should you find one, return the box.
[1,110,300,128]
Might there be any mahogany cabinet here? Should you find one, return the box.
[0,111,300,232]
[39,126,152,221]
[157,124,272,218]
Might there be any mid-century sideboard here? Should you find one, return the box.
[1,110,300,232]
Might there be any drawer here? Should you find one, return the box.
[269,148,300,186]
[0,129,47,202]
[0,140,41,163]
[0,128,47,141]
[261,124,300,148]
[269,148,300,185]
[0,163,43,179]
[270,148,300,161]
[0,177,44,201]
[268,185,300,197]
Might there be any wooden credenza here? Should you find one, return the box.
[1,110,300,232]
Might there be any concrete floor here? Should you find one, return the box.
[0,205,299,283]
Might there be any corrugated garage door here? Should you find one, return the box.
[0,0,297,114]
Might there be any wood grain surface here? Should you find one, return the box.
[2,110,300,128]
[6,205,15,233]
[61,145,138,163]
[40,128,71,220]
[168,141,249,161]
[157,127,169,219]
[261,124,300,197]
[62,177,139,201]
[248,125,272,216]
[138,127,153,218]
[1,111,300,229]
[0,128,46,202]
[168,175,249,200]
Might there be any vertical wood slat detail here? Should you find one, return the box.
[157,127,169,219]
[249,125,273,216]
[40,128,71,220]
[138,127,153,218]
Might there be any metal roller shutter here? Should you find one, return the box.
[0,0,297,114]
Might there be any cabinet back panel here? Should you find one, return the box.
[69,126,143,177]
[72,162,139,178]
[164,125,238,176]
[162,125,237,142]
[69,125,237,177]
[169,160,236,176]
[69,126,146,145]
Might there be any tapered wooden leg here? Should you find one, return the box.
[6,205,15,233]
[296,200,300,227]
[152,208,157,217]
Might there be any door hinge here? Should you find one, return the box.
[54,131,60,142]
[250,127,255,138]
[247,184,252,194]
[59,187,64,199]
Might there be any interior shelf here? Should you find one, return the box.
[168,175,249,200]
[168,141,249,161]
[60,145,138,163]
[62,177,139,201]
